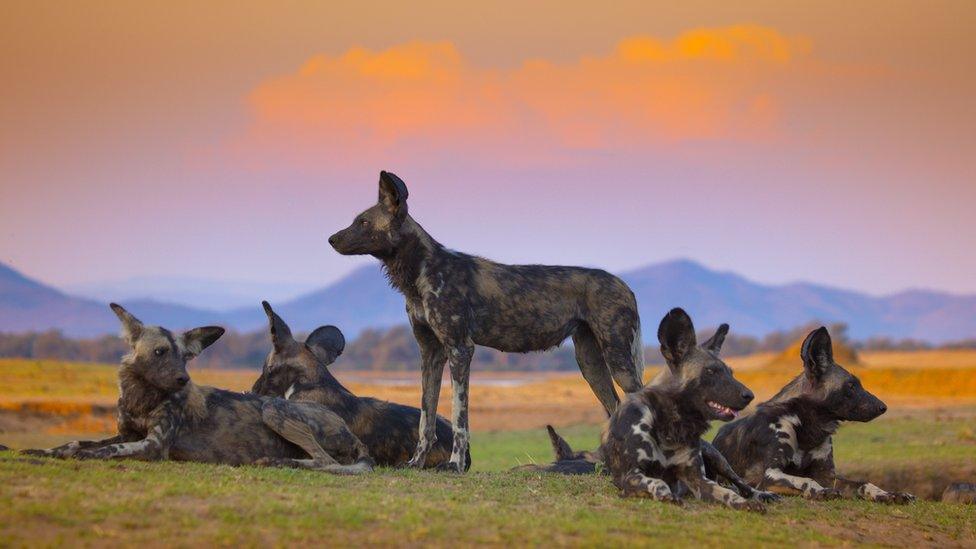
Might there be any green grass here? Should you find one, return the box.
[2,413,975,547]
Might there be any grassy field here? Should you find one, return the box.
[2,356,976,546]
[2,411,976,546]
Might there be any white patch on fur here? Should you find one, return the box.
[809,438,833,461]
[765,468,824,494]
[417,410,429,448]
[284,384,296,400]
[770,414,800,449]
[859,482,889,500]
[630,406,655,443]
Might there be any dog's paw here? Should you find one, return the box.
[434,461,464,474]
[878,491,916,505]
[752,490,781,503]
[403,456,426,469]
[734,498,767,514]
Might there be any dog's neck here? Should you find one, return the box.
[117,365,173,419]
[304,363,359,409]
[380,215,445,300]
[643,387,711,447]
[759,397,840,449]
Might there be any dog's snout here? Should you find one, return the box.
[741,389,754,403]
[176,375,190,387]
[328,234,338,247]
[877,402,887,415]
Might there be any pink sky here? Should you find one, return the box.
[1,1,974,295]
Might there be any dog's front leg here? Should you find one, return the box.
[761,465,841,500]
[445,343,473,473]
[75,407,177,461]
[679,460,766,513]
[406,323,447,469]
[22,435,127,458]
[700,441,779,503]
[617,469,681,504]
[832,476,915,504]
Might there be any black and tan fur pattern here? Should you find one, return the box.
[329,171,645,472]
[523,311,776,504]
[713,327,916,504]
[598,308,770,512]
[521,424,774,505]
[251,301,464,469]
[25,304,373,475]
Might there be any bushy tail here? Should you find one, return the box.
[546,425,576,461]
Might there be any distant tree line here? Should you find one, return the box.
[1,323,973,371]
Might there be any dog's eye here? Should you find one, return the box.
[359,218,369,227]
[154,347,168,357]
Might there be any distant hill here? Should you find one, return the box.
[67,276,315,311]
[0,263,224,337]
[2,260,975,342]
[618,259,976,343]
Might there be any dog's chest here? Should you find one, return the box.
[627,406,699,470]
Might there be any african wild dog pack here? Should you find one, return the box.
[20,169,919,511]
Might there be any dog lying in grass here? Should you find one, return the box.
[251,301,463,469]
[522,309,774,511]
[516,309,779,503]
[712,327,915,504]
[602,308,771,511]
[25,304,373,475]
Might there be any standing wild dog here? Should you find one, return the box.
[712,327,915,504]
[251,301,464,469]
[25,304,373,474]
[329,171,644,472]
[599,308,766,511]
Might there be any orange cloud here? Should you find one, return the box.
[230,25,810,167]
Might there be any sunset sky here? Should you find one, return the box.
[1,1,974,297]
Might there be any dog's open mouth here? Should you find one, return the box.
[707,401,740,420]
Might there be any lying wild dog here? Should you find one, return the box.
[329,171,645,472]
[712,327,915,504]
[521,425,776,505]
[598,308,767,511]
[25,304,372,474]
[251,301,464,469]
[519,317,776,505]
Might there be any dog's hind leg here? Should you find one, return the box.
[589,313,644,397]
[572,324,620,415]
[261,399,373,475]
[445,343,474,473]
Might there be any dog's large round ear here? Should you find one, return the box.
[658,307,697,369]
[800,326,834,380]
[110,303,143,345]
[378,170,409,215]
[306,325,345,365]
[702,323,729,354]
[181,326,225,359]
